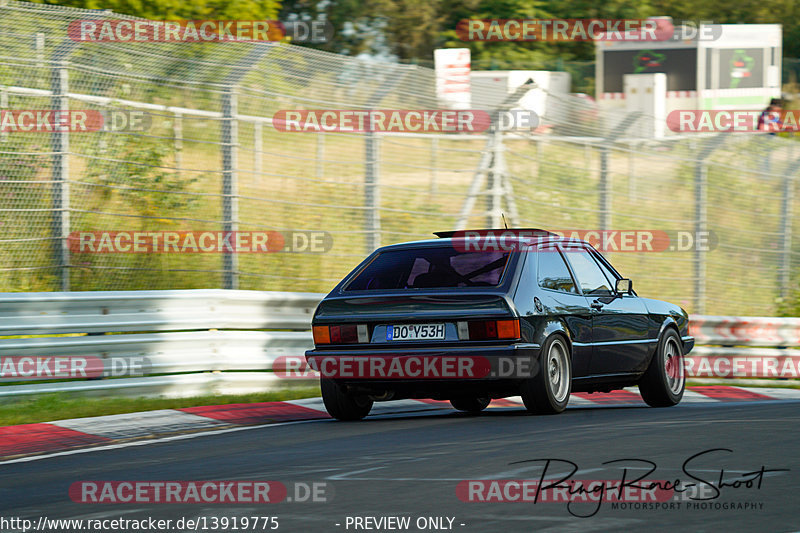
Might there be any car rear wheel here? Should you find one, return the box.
[450,396,491,413]
[521,335,571,414]
[639,329,685,407]
[320,378,373,421]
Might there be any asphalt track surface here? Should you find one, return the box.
[1,400,799,533]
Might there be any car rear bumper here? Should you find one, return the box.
[305,343,542,398]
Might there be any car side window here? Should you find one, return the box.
[537,246,578,294]
[562,246,613,295]
[591,252,620,286]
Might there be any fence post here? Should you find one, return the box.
[761,144,772,178]
[46,16,111,292]
[362,66,411,252]
[35,33,45,86]
[456,134,493,230]
[365,131,380,253]
[628,142,636,200]
[254,121,263,182]
[583,141,591,173]
[780,173,794,299]
[173,112,182,179]
[694,159,707,313]
[692,134,727,314]
[536,138,544,180]
[599,145,611,232]
[0,85,7,143]
[486,128,505,227]
[780,160,799,299]
[216,44,274,287]
[597,113,641,234]
[429,136,438,195]
[315,131,324,179]
[51,61,71,292]
[221,88,239,289]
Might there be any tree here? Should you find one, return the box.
[284,0,800,70]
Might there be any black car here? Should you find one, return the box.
[305,229,694,420]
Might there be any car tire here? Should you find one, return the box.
[521,335,572,414]
[320,378,373,421]
[450,396,491,413]
[639,329,685,407]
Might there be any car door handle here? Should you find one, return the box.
[590,300,604,310]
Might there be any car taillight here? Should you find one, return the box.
[313,326,331,344]
[496,319,521,339]
[463,319,520,340]
[330,324,358,343]
[313,324,369,344]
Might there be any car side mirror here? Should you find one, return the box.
[615,278,633,295]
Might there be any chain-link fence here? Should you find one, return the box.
[1,0,798,316]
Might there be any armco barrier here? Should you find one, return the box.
[0,290,324,397]
[0,291,797,397]
[689,315,800,347]
[687,316,800,383]
[0,289,322,335]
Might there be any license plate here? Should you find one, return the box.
[387,323,445,341]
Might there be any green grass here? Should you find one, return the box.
[0,387,320,427]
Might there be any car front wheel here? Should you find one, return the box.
[320,378,373,420]
[638,329,685,407]
[521,335,572,414]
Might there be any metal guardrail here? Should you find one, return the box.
[0,289,322,335]
[689,316,800,347]
[0,330,314,373]
[0,290,323,397]
[0,291,797,397]
[686,316,800,385]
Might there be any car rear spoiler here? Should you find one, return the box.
[433,228,557,238]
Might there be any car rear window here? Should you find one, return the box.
[344,247,510,291]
